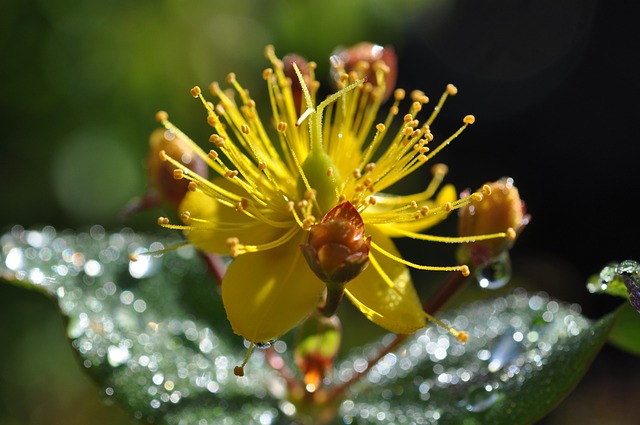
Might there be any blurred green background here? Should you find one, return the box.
[1,0,639,423]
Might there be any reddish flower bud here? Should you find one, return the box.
[282,53,312,114]
[300,202,370,287]
[147,128,209,210]
[458,177,528,267]
[330,42,398,102]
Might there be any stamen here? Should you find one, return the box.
[370,241,470,275]
[234,342,255,377]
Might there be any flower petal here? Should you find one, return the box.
[179,185,284,255]
[344,226,426,334]
[222,233,325,342]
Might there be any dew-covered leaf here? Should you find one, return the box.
[608,302,640,356]
[0,226,293,425]
[336,290,615,425]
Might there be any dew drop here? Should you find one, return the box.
[254,340,276,349]
[476,251,511,289]
[464,385,502,413]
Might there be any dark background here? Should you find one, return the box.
[1,0,638,423]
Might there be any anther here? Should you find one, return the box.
[226,237,239,247]
[367,196,377,205]
[444,202,453,212]
[225,170,239,178]
[241,124,250,134]
[403,114,413,123]
[226,72,236,83]
[277,121,288,133]
[456,331,469,343]
[208,150,219,160]
[304,189,316,200]
[259,161,267,171]
[187,182,198,191]
[129,252,139,262]
[463,115,476,124]
[190,86,202,98]
[363,177,373,187]
[327,167,333,177]
[410,201,418,209]
[507,227,517,240]
[157,217,170,226]
[376,123,386,132]
[180,211,191,221]
[302,216,316,230]
[482,184,493,195]
[155,111,168,122]
[471,193,483,202]
[287,201,295,212]
[353,169,362,179]
[173,169,184,180]
[420,206,430,216]
[431,163,448,176]
[446,84,458,96]
[158,150,168,161]
[460,265,470,277]
[394,89,406,101]
[417,154,428,163]
[262,68,273,79]
[364,163,376,173]
[207,116,218,127]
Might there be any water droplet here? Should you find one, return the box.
[487,328,523,373]
[464,385,502,412]
[254,340,276,349]
[476,250,511,289]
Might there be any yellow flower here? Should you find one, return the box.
[153,44,510,347]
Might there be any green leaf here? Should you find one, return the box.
[0,226,290,424]
[608,302,640,356]
[337,290,615,425]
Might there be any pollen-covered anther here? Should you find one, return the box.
[180,211,191,221]
[277,121,288,133]
[363,177,373,187]
[471,193,484,202]
[208,150,219,160]
[482,184,493,195]
[364,163,376,173]
[210,134,226,148]
[446,84,458,96]
[226,72,236,83]
[354,184,365,193]
[241,124,250,134]
[420,206,430,216]
[417,154,428,163]
[375,123,386,132]
[403,113,413,123]
[207,116,218,127]
[402,127,414,136]
[157,217,170,226]
[463,115,476,125]
[460,265,470,277]
[286,201,295,212]
[394,88,406,101]
[367,196,377,206]
[352,168,362,179]
[304,189,316,200]
[507,227,517,240]
[302,216,316,230]
[187,181,197,191]
[225,170,239,178]
[444,202,453,212]
[158,150,168,161]
[173,169,184,180]
[457,331,469,343]
[190,86,202,98]
[155,111,168,122]
[410,201,418,209]
[129,252,139,262]
[259,161,267,171]
[235,198,249,212]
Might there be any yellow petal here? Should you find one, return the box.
[344,226,426,334]
[373,184,457,236]
[179,185,284,255]
[222,233,325,342]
